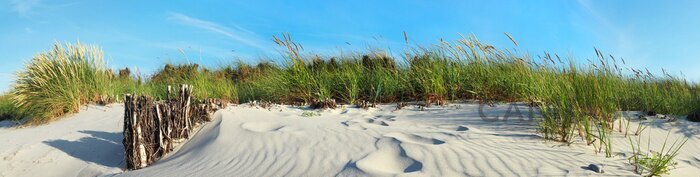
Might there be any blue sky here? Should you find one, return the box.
[1,0,699,92]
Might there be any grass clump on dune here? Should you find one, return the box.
[360,53,406,103]
[12,42,113,124]
[233,62,286,103]
[0,94,22,121]
[273,34,335,104]
[629,131,688,176]
[147,63,238,102]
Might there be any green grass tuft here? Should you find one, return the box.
[0,94,22,121]
[629,131,688,176]
[12,42,113,124]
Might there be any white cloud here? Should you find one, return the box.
[10,0,41,16]
[167,12,269,51]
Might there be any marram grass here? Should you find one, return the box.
[10,36,700,139]
[12,42,112,124]
[0,94,22,121]
[8,35,697,176]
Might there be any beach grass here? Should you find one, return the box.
[12,42,113,124]
[0,94,22,121]
[629,131,688,176]
[147,63,239,102]
[10,36,699,153]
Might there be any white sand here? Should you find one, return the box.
[1,103,699,177]
[0,105,124,177]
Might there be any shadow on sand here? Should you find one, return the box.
[44,130,124,168]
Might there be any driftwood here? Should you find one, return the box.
[310,98,337,109]
[123,85,223,170]
[355,100,376,110]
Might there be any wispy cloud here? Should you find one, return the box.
[10,0,42,16]
[576,0,642,60]
[167,12,269,51]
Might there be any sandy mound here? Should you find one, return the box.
[0,105,124,177]
[2,103,699,177]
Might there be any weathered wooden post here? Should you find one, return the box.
[123,85,222,170]
[123,94,135,169]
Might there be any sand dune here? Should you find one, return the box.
[1,103,699,177]
[0,105,124,177]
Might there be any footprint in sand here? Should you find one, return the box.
[367,119,389,126]
[342,118,389,130]
[341,121,367,130]
[241,122,299,133]
[438,125,469,132]
[354,138,423,175]
[374,115,397,121]
[383,132,445,145]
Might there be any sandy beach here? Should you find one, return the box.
[3,1,699,177]
[1,103,698,177]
